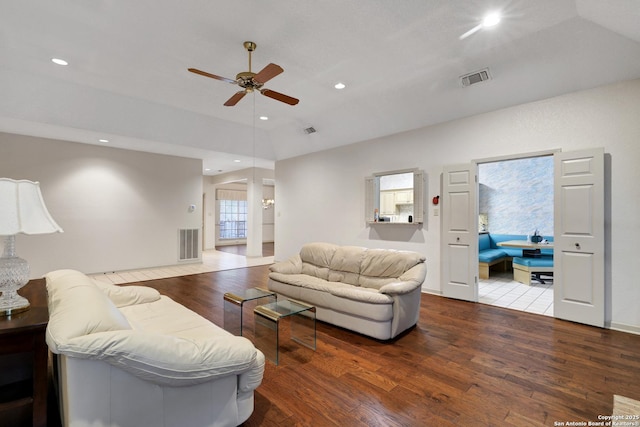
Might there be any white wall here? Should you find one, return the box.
[1,133,203,277]
[274,78,640,332]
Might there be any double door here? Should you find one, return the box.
[440,148,605,328]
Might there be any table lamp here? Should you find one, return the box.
[0,178,63,316]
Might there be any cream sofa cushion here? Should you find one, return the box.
[268,272,351,294]
[46,270,132,352]
[92,279,161,307]
[58,330,260,387]
[327,285,393,304]
[269,254,302,274]
[328,245,366,285]
[300,242,338,280]
[268,272,393,304]
[119,295,234,340]
[360,248,425,278]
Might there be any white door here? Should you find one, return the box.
[441,164,478,301]
[553,148,605,327]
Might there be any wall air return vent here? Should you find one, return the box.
[461,68,491,87]
[178,228,200,261]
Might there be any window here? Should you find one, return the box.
[219,199,247,239]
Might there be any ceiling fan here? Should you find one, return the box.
[188,41,299,107]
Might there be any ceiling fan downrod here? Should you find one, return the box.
[244,41,256,72]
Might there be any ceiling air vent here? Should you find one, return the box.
[304,126,316,134]
[461,68,491,87]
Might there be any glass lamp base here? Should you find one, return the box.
[0,292,30,316]
[0,236,31,316]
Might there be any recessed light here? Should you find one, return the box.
[482,12,501,28]
[98,138,109,143]
[334,82,346,90]
[51,58,68,66]
[233,159,241,163]
[204,168,211,171]
[259,116,269,121]
[459,11,502,39]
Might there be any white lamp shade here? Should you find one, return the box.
[0,178,64,236]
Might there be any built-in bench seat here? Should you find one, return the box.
[513,255,554,285]
[479,233,553,280]
[478,247,510,279]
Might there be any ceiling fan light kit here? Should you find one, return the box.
[189,41,299,107]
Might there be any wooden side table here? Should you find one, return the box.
[0,281,49,427]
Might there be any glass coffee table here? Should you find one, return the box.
[223,287,277,337]
[254,299,316,365]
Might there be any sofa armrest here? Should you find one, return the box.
[269,254,303,274]
[54,331,262,387]
[398,263,427,285]
[380,263,426,295]
[238,350,265,392]
[379,280,421,295]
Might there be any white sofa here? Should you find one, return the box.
[267,242,426,340]
[45,269,265,427]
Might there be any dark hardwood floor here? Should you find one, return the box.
[121,266,640,426]
[32,265,640,426]
[216,242,275,257]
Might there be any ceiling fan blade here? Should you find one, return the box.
[260,89,299,106]
[224,91,247,106]
[253,63,284,84]
[188,68,236,84]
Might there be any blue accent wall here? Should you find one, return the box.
[479,156,553,236]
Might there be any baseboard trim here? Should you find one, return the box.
[608,322,640,336]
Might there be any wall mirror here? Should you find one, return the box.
[365,169,425,224]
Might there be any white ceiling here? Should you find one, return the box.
[1,0,640,175]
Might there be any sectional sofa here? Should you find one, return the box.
[478,233,553,283]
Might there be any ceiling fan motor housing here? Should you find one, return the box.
[236,71,262,91]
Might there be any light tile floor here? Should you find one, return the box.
[88,249,274,285]
[479,271,554,317]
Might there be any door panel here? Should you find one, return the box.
[441,164,477,302]
[449,192,471,230]
[554,148,604,327]
[448,244,471,285]
[560,252,594,303]
[561,185,593,234]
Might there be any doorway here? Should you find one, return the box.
[477,155,554,315]
[441,148,605,327]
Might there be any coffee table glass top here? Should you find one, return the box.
[224,287,276,304]
[254,299,313,320]
[223,287,276,337]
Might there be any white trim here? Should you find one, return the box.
[372,167,418,177]
[216,189,246,201]
[472,148,560,165]
[421,289,442,296]
[608,322,640,336]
